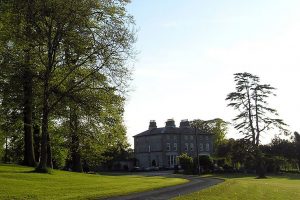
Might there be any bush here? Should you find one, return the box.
[178,153,194,174]
[198,155,214,173]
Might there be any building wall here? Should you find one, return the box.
[134,131,214,168]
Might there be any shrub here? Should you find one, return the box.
[178,153,194,174]
[198,155,214,172]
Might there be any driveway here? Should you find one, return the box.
[103,172,223,200]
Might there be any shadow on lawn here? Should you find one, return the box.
[211,173,300,180]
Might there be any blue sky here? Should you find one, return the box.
[125,0,300,146]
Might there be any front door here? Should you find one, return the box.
[167,155,177,168]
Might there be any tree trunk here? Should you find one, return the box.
[4,136,9,163]
[22,0,36,167]
[246,86,256,145]
[37,77,50,172]
[254,89,260,146]
[23,66,36,167]
[70,106,83,172]
[47,133,53,168]
[33,124,40,163]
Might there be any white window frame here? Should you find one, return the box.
[190,143,194,151]
[185,143,188,151]
[200,143,203,151]
[206,143,210,151]
[166,143,170,151]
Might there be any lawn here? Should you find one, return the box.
[174,173,300,200]
[0,164,188,200]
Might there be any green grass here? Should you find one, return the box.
[0,164,188,200]
[174,173,300,200]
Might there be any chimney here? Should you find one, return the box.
[149,120,157,130]
[165,119,175,127]
[180,119,190,127]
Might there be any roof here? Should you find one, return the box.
[133,126,212,137]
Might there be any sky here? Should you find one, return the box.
[124,0,300,147]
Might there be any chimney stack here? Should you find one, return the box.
[165,119,175,127]
[149,120,157,130]
[180,119,190,127]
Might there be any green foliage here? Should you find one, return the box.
[0,0,136,171]
[178,153,194,174]
[191,118,228,154]
[264,156,286,173]
[294,132,300,169]
[0,164,187,199]
[260,137,299,171]
[198,155,214,171]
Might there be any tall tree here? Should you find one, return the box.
[294,131,300,169]
[191,118,228,150]
[226,72,288,177]
[31,0,134,172]
[226,72,288,146]
[0,0,37,166]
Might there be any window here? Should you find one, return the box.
[190,143,194,151]
[166,143,170,151]
[205,136,209,140]
[185,143,188,151]
[190,135,193,140]
[199,135,203,140]
[148,145,151,152]
[174,143,177,151]
[168,155,177,167]
[200,143,203,151]
[184,135,188,140]
[174,136,177,142]
[167,135,170,140]
[206,143,210,151]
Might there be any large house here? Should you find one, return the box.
[133,119,214,168]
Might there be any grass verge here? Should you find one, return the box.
[0,164,188,200]
[174,173,300,200]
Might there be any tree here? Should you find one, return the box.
[226,72,288,146]
[226,72,288,177]
[0,0,37,167]
[177,153,194,174]
[191,118,228,152]
[24,0,134,172]
[0,0,135,173]
[294,132,300,169]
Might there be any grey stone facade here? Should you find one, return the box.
[133,119,214,168]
